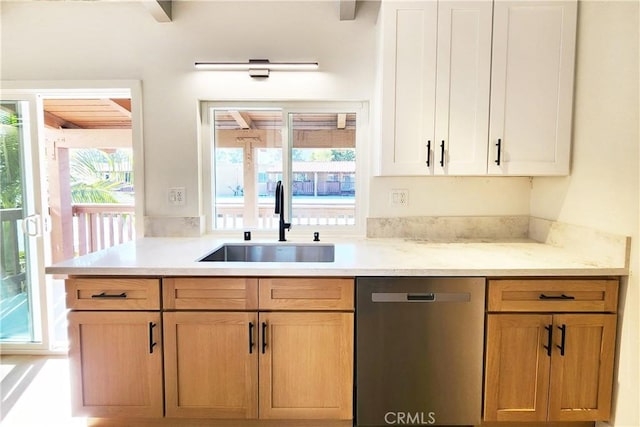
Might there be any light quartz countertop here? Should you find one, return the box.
[45,235,629,277]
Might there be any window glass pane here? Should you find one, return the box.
[0,101,34,342]
[290,113,356,226]
[213,109,282,229]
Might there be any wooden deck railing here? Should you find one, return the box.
[215,203,355,229]
[72,204,135,256]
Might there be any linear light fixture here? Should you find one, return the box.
[194,59,319,77]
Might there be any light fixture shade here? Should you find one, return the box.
[194,59,319,71]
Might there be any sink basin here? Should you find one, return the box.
[199,243,335,263]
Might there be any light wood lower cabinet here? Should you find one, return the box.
[484,278,618,422]
[67,311,164,418]
[259,312,353,419]
[162,277,354,421]
[163,311,258,419]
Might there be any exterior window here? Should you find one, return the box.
[206,103,363,232]
[290,112,355,226]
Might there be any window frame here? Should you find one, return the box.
[200,100,368,236]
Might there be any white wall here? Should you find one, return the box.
[530,2,639,425]
[0,0,531,224]
[1,0,379,218]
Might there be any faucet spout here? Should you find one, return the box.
[275,180,291,241]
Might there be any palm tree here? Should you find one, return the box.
[70,149,133,203]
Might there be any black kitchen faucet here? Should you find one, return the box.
[274,180,291,241]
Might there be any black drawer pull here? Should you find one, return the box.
[495,138,502,165]
[439,140,445,167]
[539,293,575,300]
[91,292,127,299]
[426,140,431,167]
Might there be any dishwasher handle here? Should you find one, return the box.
[371,292,470,303]
[407,293,435,301]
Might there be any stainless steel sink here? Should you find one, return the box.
[199,243,335,263]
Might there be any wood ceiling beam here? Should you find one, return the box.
[229,111,254,129]
[44,111,81,129]
[337,113,347,129]
[101,99,132,119]
[46,129,133,149]
[142,0,172,22]
[215,129,355,148]
[340,0,356,21]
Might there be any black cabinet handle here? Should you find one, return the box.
[91,292,127,299]
[539,294,575,300]
[440,140,445,167]
[149,322,157,354]
[495,138,502,165]
[248,322,255,354]
[544,324,553,357]
[261,322,267,354]
[556,324,566,356]
[426,140,431,167]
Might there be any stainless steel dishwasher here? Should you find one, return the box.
[356,277,485,426]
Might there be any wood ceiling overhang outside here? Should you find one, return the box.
[43,99,132,130]
[214,111,357,149]
[42,101,356,148]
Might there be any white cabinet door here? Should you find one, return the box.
[434,0,492,175]
[488,0,577,175]
[379,1,438,175]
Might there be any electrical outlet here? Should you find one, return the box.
[169,187,186,206]
[389,189,409,207]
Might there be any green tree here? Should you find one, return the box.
[331,149,355,161]
[70,149,131,203]
[0,113,22,209]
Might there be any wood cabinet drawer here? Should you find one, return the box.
[259,278,354,311]
[487,278,619,313]
[65,277,160,310]
[163,277,258,310]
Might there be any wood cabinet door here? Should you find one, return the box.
[258,312,353,420]
[163,311,258,419]
[379,1,438,175]
[67,311,163,418]
[548,314,617,421]
[488,0,577,175]
[434,0,492,175]
[484,314,552,422]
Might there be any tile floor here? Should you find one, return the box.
[0,355,86,427]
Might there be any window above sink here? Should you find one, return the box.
[200,101,368,236]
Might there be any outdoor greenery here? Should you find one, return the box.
[70,149,134,204]
[0,110,22,209]
[1,107,24,287]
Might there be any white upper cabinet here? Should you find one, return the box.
[379,1,438,175]
[435,1,492,175]
[377,0,577,177]
[488,0,577,175]
[379,0,491,176]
